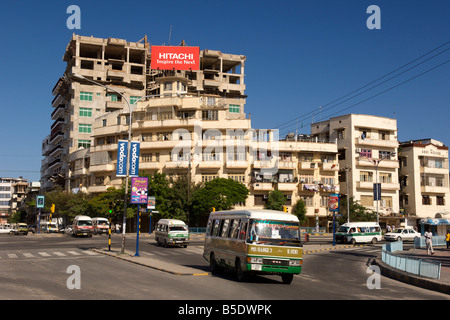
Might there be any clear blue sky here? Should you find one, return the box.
[0,0,448,182]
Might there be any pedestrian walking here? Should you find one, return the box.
[424,228,434,255]
[446,230,450,249]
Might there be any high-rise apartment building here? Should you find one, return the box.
[41,34,148,190]
[311,114,400,227]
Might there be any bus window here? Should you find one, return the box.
[238,221,248,240]
[247,220,301,246]
[220,219,230,238]
[211,219,221,237]
[229,219,240,239]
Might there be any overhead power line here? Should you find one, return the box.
[274,40,450,136]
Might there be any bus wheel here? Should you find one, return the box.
[371,237,377,244]
[210,253,219,274]
[351,238,357,245]
[281,274,294,284]
[235,258,247,282]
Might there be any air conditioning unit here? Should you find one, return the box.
[263,194,268,199]
[355,148,361,153]
[286,195,292,200]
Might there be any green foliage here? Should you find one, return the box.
[264,189,286,211]
[192,178,249,218]
[337,196,376,225]
[292,199,308,225]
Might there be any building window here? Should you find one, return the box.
[79,107,92,117]
[78,139,91,148]
[422,195,431,205]
[229,105,240,113]
[142,133,152,142]
[361,195,374,207]
[379,151,393,160]
[359,149,372,158]
[80,92,93,101]
[379,173,392,183]
[202,174,218,183]
[360,171,373,182]
[202,110,218,121]
[337,129,345,139]
[437,196,445,206]
[107,94,118,102]
[300,196,313,206]
[79,124,92,133]
[130,96,140,104]
[228,173,245,183]
[102,119,107,127]
[141,153,152,162]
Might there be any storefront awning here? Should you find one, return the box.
[419,218,450,225]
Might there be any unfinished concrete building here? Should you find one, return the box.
[41,34,247,191]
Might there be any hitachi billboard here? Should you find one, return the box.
[151,46,200,70]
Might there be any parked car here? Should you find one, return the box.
[0,225,13,235]
[28,225,37,234]
[11,223,29,235]
[384,228,421,242]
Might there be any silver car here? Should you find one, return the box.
[384,228,421,242]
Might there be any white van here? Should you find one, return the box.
[155,219,190,248]
[92,217,110,235]
[72,215,93,237]
[335,222,381,244]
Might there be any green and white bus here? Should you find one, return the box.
[203,209,302,284]
[335,222,382,244]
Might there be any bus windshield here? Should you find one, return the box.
[247,219,301,247]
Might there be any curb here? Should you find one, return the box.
[91,248,209,276]
[370,257,450,295]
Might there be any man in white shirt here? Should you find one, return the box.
[424,229,434,255]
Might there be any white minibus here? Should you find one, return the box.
[335,222,382,244]
[155,219,190,248]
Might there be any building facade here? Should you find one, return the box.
[399,139,450,232]
[311,114,400,228]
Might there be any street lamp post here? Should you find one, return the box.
[361,152,396,224]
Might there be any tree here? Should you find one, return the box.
[191,178,249,222]
[264,190,286,211]
[337,196,376,225]
[292,199,308,225]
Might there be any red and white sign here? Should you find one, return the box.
[151,46,200,71]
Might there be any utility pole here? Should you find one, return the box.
[340,165,351,223]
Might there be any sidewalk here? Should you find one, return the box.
[372,246,450,295]
[91,233,450,295]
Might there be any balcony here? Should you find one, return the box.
[139,162,161,170]
[320,162,339,171]
[357,181,400,190]
[355,137,399,148]
[89,164,114,173]
[356,157,399,169]
[107,69,125,79]
[277,182,297,191]
[252,182,273,191]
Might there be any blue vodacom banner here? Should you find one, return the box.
[129,141,140,177]
[116,140,140,177]
[116,140,128,177]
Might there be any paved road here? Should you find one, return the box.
[0,233,448,301]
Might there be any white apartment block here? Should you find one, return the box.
[0,177,29,224]
[311,114,400,227]
[399,139,450,232]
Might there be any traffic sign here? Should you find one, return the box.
[37,195,45,208]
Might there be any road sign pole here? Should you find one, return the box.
[135,205,141,257]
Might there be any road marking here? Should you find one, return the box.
[83,250,99,255]
[8,253,18,258]
[67,251,81,256]
[38,252,51,257]
[23,253,35,258]
[53,252,66,257]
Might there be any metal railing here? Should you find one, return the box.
[414,236,447,248]
[382,242,441,279]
